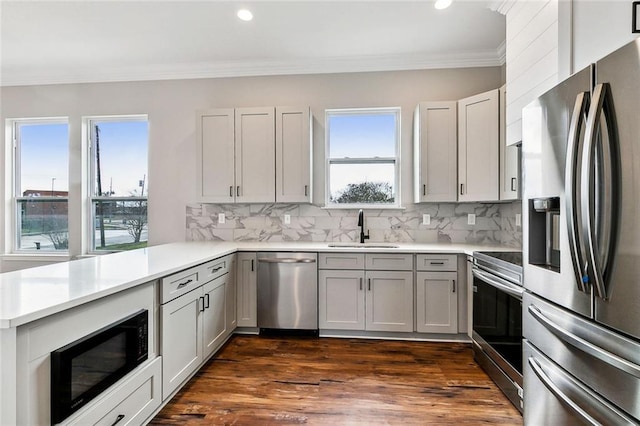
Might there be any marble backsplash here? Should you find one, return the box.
[186,201,522,248]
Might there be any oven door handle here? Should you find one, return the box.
[472,268,523,299]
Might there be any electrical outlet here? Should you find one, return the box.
[516,213,522,227]
[422,214,431,225]
[284,214,291,225]
[218,213,225,224]
[467,214,476,225]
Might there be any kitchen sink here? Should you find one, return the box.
[327,243,400,249]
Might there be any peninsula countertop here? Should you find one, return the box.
[0,241,516,329]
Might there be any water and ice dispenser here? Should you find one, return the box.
[528,197,561,271]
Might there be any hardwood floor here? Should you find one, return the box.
[151,335,523,425]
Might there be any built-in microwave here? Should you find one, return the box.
[50,309,148,424]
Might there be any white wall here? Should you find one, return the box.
[0,68,503,270]
[572,0,639,72]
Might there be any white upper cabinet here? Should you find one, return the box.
[197,106,311,204]
[500,86,520,201]
[413,101,458,203]
[197,108,235,203]
[275,106,312,203]
[234,107,276,203]
[457,88,500,202]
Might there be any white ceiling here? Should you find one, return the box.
[0,1,506,86]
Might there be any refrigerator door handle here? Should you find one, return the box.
[565,91,591,293]
[528,304,640,378]
[527,356,636,425]
[581,83,620,300]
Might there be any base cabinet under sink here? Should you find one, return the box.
[318,253,414,332]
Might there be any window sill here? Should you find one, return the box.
[1,253,71,262]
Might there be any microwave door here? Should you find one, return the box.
[591,39,640,340]
[521,65,592,318]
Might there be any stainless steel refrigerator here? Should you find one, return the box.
[522,38,640,424]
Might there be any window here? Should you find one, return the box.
[88,117,148,252]
[12,119,69,252]
[325,108,400,207]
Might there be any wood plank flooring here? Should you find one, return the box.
[151,335,522,425]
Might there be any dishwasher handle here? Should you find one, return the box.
[257,258,316,264]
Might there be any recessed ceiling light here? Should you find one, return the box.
[237,9,253,21]
[434,0,452,10]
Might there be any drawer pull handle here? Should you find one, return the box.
[229,186,233,197]
[360,277,363,291]
[251,259,254,271]
[511,177,517,192]
[452,279,456,293]
[237,186,240,197]
[423,184,426,196]
[210,266,223,273]
[200,296,206,312]
[177,279,193,288]
[204,293,210,309]
[460,183,464,195]
[368,278,371,291]
[430,261,445,265]
[304,185,308,196]
[111,414,125,426]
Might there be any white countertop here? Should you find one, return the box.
[0,241,515,329]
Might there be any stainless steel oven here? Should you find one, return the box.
[471,251,523,413]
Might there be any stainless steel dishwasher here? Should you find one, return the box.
[256,252,318,331]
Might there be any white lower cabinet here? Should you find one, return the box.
[415,254,459,334]
[161,264,231,400]
[319,269,365,330]
[366,271,414,332]
[318,253,414,332]
[66,357,162,426]
[236,252,257,327]
[416,272,458,333]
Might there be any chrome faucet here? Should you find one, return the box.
[357,209,370,244]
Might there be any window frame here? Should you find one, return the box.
[11,117,70,253]
[324,107,401,208]
[86,115,149,254]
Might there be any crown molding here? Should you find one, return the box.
[1,49,505,87]
[488,0,516,15]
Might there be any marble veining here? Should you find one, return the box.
[187,202,522,247]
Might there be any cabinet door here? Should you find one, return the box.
[235,107,275,203]
[161,289,203,400]
[414,102,458,202]
[458,89,499,202]
[276,106,312,203]
[236,252,257,327]
[226,255,237,335]
[365,271,413,332]
[197,109,235,202]
[500,86,520,200]
[202,275,227,359]
[416,272,458,334]
[318,270,365,330]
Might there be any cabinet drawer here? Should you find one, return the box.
[365,253,413,271]
[416,254,458,271]
[66,357,162,426]
[161,267,201,303]
[318,253,365,270]
[200,255,231,282]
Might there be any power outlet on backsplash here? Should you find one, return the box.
[467,214,476,225]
